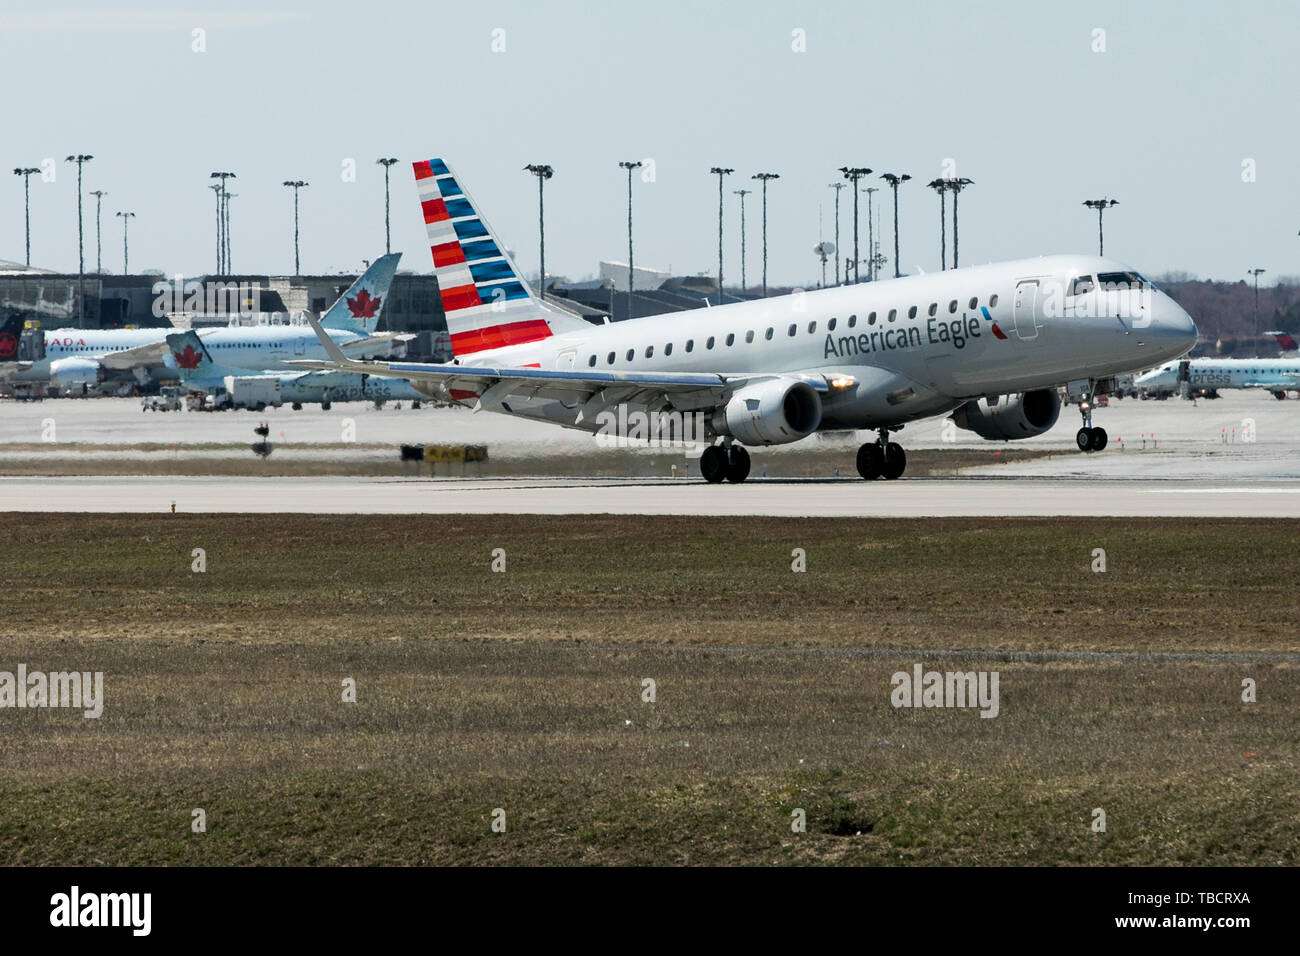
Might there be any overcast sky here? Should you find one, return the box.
[2,0,1296,286]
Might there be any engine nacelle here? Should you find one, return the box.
[49,357,104,391]
[950,388,1061,441]
[713,377,822,445]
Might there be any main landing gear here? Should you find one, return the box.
[1074,385,1108,452]
[701,442,751,484]
[856,427,906,480]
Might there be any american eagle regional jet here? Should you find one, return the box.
[293,157,1198,482]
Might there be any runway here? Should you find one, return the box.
[8,474,1300,516]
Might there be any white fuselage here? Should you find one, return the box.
[1137,357,1300,394]
[426,255,1196,432]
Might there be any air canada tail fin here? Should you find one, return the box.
[319,252,402,335]
[165,330,222,382]
[1265,331,1298,355]
[0,314,24,363]
[412,157,589,358]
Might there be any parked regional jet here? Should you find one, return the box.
[0,254,405,392]
[293,157,1197,482]
[166,329,423,408]
[1136,333,1300,398]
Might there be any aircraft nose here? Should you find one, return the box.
[1152,294,1197,354]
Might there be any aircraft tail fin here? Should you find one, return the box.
[412,157,588,358]
[0,314,24,364]
[319,252,402,335]
[1265,330,1298,355]
[165,330,222,382]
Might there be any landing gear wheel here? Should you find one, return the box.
[1089,427,1108,451]
[725,445,751,483]
[882,442,907,480]
[700,445,728,484]
[856,443,883,480]
[321,401,332,411]
[1076,428,1093,452]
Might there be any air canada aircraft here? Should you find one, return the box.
[1136,333,1300,398]
[0,254,405,392]
[292,157,1197,482]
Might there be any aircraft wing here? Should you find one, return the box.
[288,315,826,416]
[97,329,215,371]
[337,332,411,356]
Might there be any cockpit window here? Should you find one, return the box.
[1071,275,1095,296]
[1097,271,1145,290]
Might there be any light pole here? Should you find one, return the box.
[948,177,972,268]
[282,180,308,275]
[927,179,947,271]
[376,158,398,255]
[89,189,107,273]
[523,164,553,297]
[863,186,878,281]
[209,183,223,273]
[210,172,235,273]
[880,172,911,278]
[1249,268,1266,355]
[734,187,751,294]
[828,182,845,285]
[710,167,734,303]
[752,172,778,297]
[115,211,135,274]
[224,192,235,273]
[13,167,40,267]
[618,161,642,314]
[839,167,871,283]
[66,154,93,325]
[1082,198,1118,256]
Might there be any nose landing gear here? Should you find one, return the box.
[1074,384,1108,452]
[856,428,906,480]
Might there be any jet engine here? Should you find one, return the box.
[49,357,104,392]
[950,388,1061,440]
[713,377,822,445]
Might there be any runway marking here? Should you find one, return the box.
[1142,487,1300,494]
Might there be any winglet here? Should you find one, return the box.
[305,312,353,366]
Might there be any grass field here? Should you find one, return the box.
[1,514,1296,865]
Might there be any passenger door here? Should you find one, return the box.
[1013,280,1040,340]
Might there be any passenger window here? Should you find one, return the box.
[645,345,654,358]
[948,300,958,313]
[1071,275,1096,295]
[968,297,978,310]
[764,327,773,340]
[848,314,857,328]
[664,342,673,356]
[808,321,817,333]
[868,312,876,325]
[788,323,797,336]
[908,306,918,319]
[607,352,615,364]
[989,294,999,308]
[745,330,754,343]
[707,336,715,349]
[588,355,597,367]
[626,348,634,361]
[928,303,937,317]
[888,309,897,322]
[685,339,694,352]
[726,333,735,346]
[828,317,837,331]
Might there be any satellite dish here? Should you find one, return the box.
[813,241,835,259]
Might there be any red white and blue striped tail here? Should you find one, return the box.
[413,157,586,358]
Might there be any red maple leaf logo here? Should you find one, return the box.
[174,344,202,370]
[0,332,16,360]
[347,288,381,319]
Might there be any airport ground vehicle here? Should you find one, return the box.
[226,376,282,411]
[142,386,183,412]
